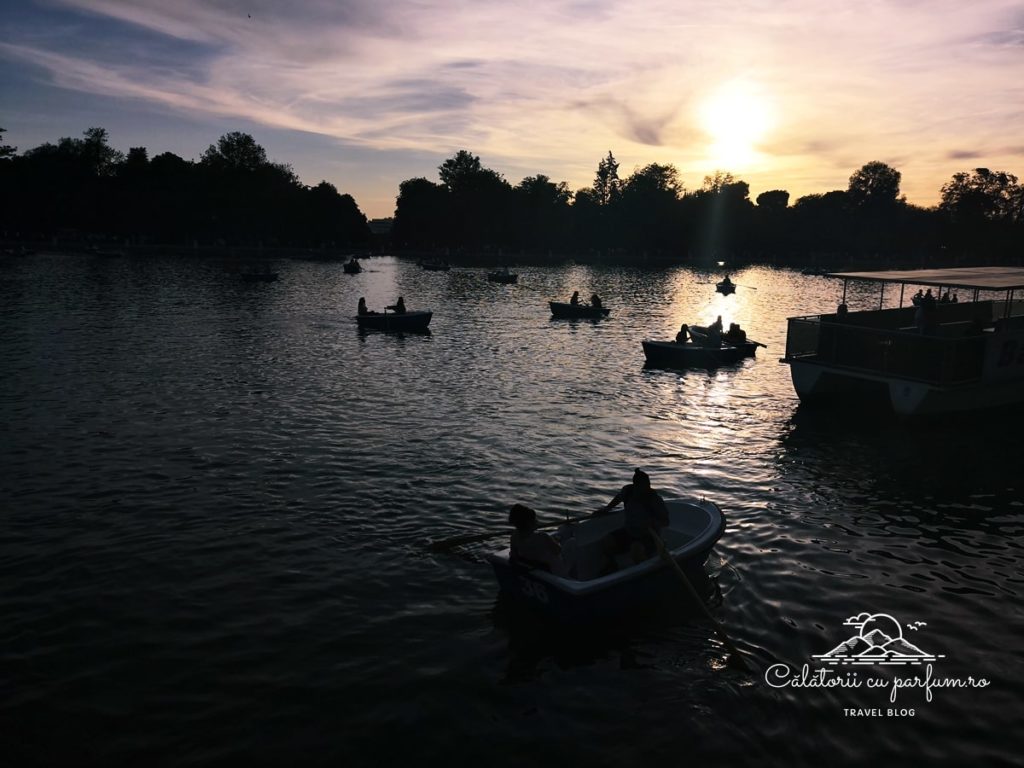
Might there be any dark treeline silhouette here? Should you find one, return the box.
[0,127,370,249]
[393,150,1024,265]
[2,126,1021,264]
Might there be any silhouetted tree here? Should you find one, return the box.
[939,168,1021,223]
[436,150,512,249]
[513,174,572,252]
[848,161,902,208]
[393,177,450,249]
[0,127,15,160]
[619,163,684,254]
[592,151,622,206]
[756,190,789,212]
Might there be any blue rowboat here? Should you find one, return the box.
[486,499,724,623]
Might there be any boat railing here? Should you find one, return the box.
[784,315,989,386]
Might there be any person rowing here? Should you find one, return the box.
[593,468,669,573]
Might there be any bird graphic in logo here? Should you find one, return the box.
[812,613,944,665]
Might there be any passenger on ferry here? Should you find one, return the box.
[912,289,924,306]
[508,504,568,576]
[941,290,952,303]
[836,302,849,317]
[593,468,669,573]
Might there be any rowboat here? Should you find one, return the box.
[642,340,749,368]
[343,259,362,274]
[550,301,610,319]
[486,499,725,622]
[488,270,518,284]
[356,310,432,332]
[716,280,736,295]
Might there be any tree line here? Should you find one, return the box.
[1,126,1021,262]
[393,151,1024,263]
[0,127,370,249]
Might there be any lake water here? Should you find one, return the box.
[2,253,1021,765]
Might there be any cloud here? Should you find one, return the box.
[948,149,983,160]
[3,0,1022,211]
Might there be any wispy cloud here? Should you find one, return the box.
[4,0,1024,211]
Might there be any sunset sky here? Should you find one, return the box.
[2,0,1023,219]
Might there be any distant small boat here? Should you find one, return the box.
[550,301,609,319]
[241,271,278,283]
[716,280,736,295]
[487,270,518,284]
[419,260,450,272]
[356,310,432,332]
[343,259,362,274]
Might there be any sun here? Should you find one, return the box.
[699,80,773,168]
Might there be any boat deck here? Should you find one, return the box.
[784,298,1024,387]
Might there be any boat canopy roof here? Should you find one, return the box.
[828,266,1024,291]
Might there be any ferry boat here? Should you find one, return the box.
[781,267,1024,416]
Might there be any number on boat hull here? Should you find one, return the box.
[517,576,549,603]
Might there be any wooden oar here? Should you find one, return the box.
[651,529,750,671]
[428,511,592,552]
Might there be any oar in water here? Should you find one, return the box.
[651,529,751,671]
[428,511,591,553]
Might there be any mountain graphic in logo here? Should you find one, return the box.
[812,613,944,665]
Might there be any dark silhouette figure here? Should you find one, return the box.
[836,302,848,317]
[387,296,406,314]
[508,504,563,574]
[710,315,724,332]
[590,293,602,309]
[676,323,690,343]
[593,468,669,574]
[358,297,369,315]
[570,291,580,306]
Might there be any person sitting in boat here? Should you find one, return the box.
[593,468,669,572]
[675,323,690,344]
[590,293,603,310]
[570,291,580,306]
[508,504,568,576]
[724,323,747,343]
[710,315,724,333]
[358,297,371,316]
[386,296,407,314]
[721,275,733,286]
